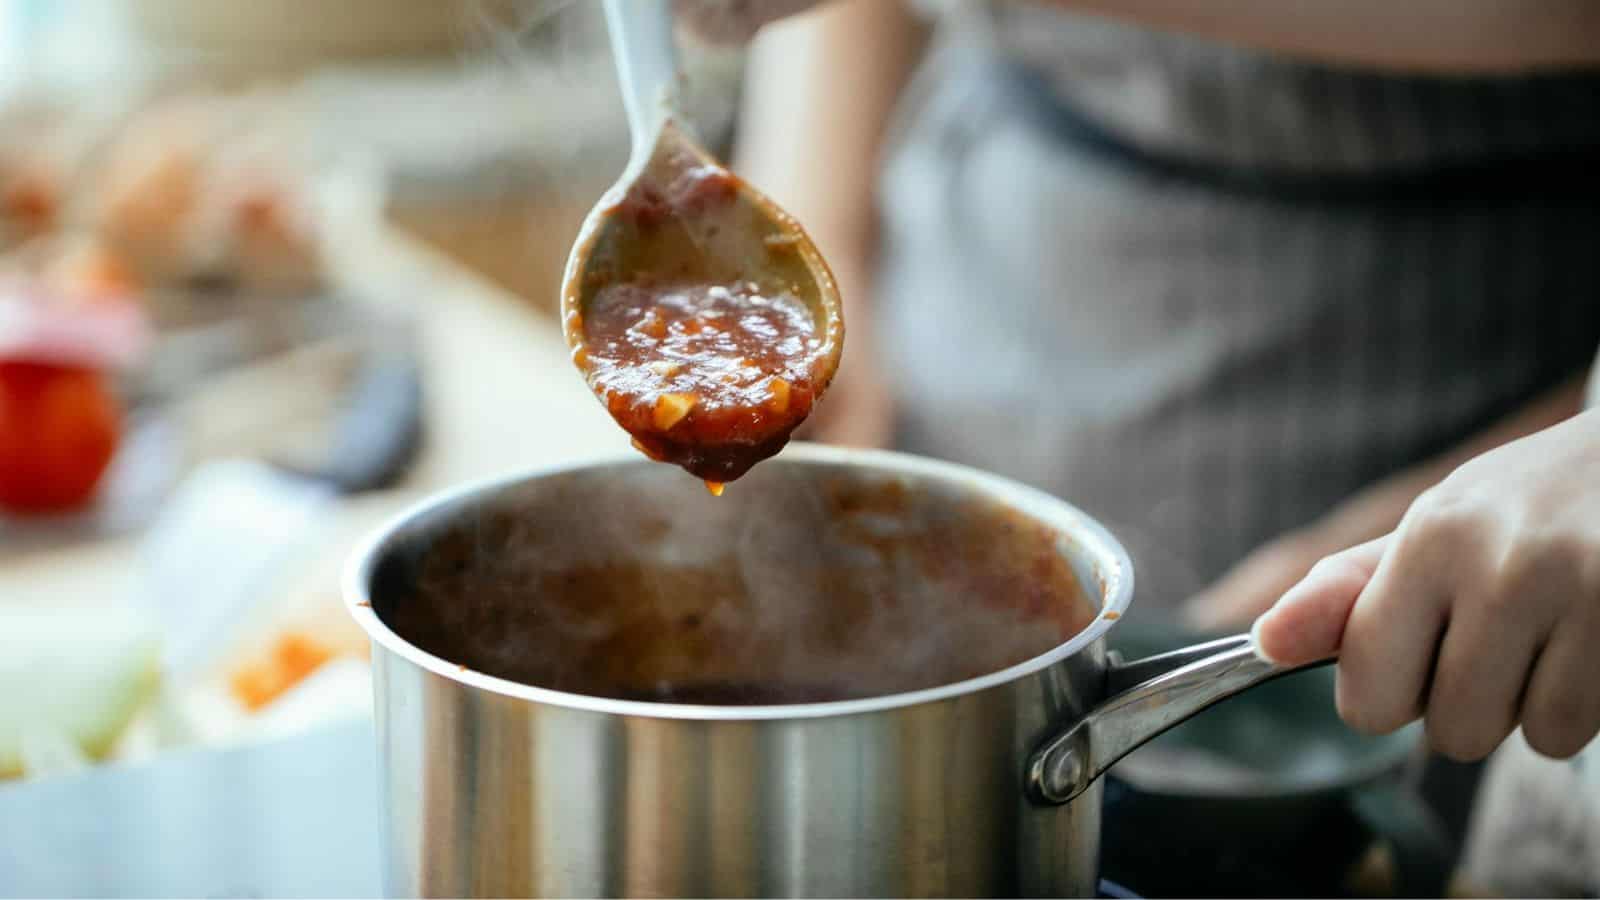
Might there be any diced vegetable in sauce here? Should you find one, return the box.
[569,157,836,487]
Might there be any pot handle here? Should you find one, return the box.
[1025,634,1331,804]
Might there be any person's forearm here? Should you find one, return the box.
[1188,370,1590,627]
[1051,0,1600,73]
[733,0,924,281]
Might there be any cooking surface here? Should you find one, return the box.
[0,719,381,899]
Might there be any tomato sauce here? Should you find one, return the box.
[570,159,834,487]
[392,474,1099,705]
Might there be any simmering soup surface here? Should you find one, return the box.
[380,464,1098,704]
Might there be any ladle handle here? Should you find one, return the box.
[1026,634,1334,804]
[603,0,680,158]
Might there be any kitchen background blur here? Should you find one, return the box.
[0,3,1542,898]
[0,0,746,791]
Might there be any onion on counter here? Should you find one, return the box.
[0,606,162,779]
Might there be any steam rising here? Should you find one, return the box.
[450,0,745,175]
[366,9,1094,704]
[384,460,1099,704]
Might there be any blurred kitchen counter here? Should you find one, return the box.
[8,0,740,320]
[0,209,629,782]
[0,216,620,622]
[386,184,596,321]
[0,9,743,772]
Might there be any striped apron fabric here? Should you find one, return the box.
[875,2,1600,613]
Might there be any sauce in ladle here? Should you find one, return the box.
[564,123,843,490]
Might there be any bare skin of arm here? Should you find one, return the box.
[684,0,1600,73]
[1185,372,1591,628]
[729,0,925,447]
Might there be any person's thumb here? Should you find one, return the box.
[1251,534,1389,666]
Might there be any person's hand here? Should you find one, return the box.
[1252,409,1600,761]
[674,0,828,44]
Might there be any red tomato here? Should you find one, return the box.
[0,361,121,514]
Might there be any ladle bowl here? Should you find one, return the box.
[560,0,843,482]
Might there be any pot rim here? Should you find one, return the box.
[344,442,1134,721]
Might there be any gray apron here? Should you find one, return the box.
[876,4,1600,611]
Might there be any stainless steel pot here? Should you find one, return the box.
[345,444,1318,898]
